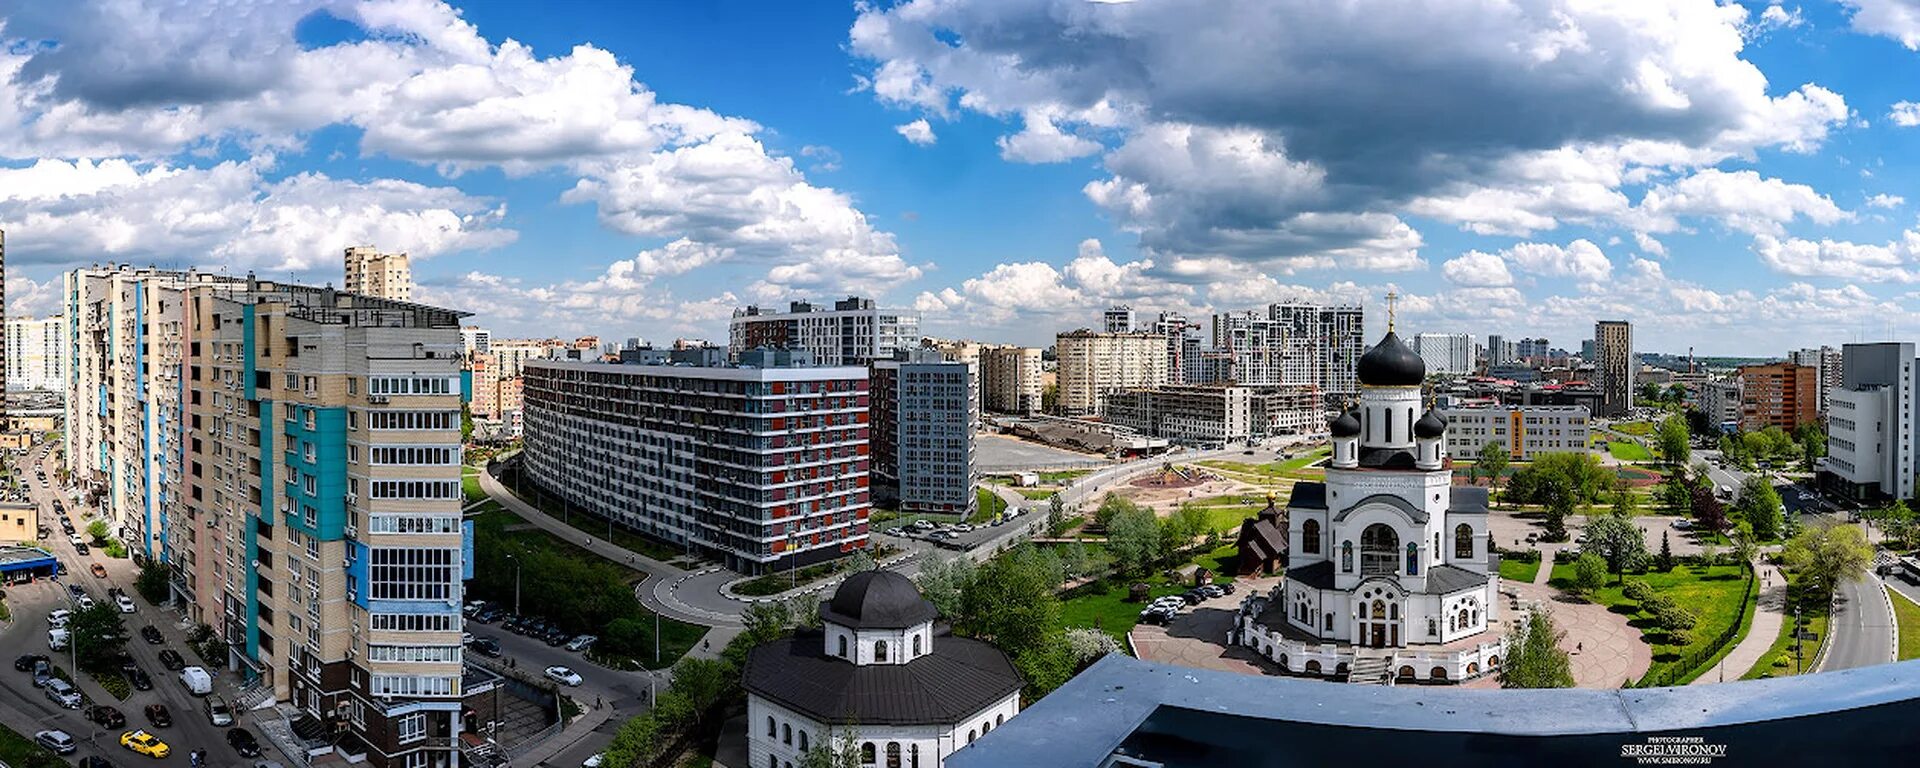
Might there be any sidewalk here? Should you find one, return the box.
[1692,561,1784,685]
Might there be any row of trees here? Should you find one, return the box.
[1717,423,1825,472]
[1093,495,1222,576]
[926,546,1124,696]
[1860,500,1920,552]
[1660,463,1787,542]
[1501,452,1611,541]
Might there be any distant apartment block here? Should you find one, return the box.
[1152,312,1205,385]
[1700,379,1742,430]
[979,345,1044,416]
[1788,346,1842,420]
[461,325,491,356]
[921,338,984,429]
[1104,305,1138,333]
[7,314,66,392]
[871,350,975,517]
[342,246,413,301]
[1594,321,1632,417]
[1413,333,1476,376]
[1737,362,1817,432]
[1103,384,1321,445]
[728,297,919,365]
[521,354,872,573]
[1055,330,1169,416]
[1438,405,1591,460]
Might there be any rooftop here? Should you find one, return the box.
[744,630,1022,726]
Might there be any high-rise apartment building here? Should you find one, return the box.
[521,353,871,573]
[922,338,984,430]
[1152,311,1205,385]
[1054,330,1170,416]
[1102,384,1320,445]
[488,339,547,378]
[1485,335,1519,367]
[7,315,67,392]
[979,345,1044,415]
[1516,337,1551,362]
[69,267,482,768]
[460,325,491,357]
[0,228,8,399]
[1700,379,1742,430]
[728,297,920,366]
[1736,362,1818,432]
[1822,342,1918,501]
[1594,321,1633,417]
[1104,305,1138,333]
[1209,302,1363,402]
[342,246,413,302]
[872,350,975,517]
[1413,333,1476,376]
[1788,346,1842,420]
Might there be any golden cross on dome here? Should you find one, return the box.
[1385,291,1399,332]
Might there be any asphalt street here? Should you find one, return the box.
[461,620,660,768]
[0,444,268,767]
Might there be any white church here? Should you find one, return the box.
[1238,322,1507,683]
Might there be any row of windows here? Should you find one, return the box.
[367,644,463,664]
[371,480,462,500]
[369,376,458,396]
[370,446,458,465]
[368,674,458,697]
[368,515,462,534]
[369,548,458,602]
[369,411,458,430]
[370,613,459,632]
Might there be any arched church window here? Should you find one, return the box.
[912,635,922,657]
[1358,602,1368,619]
[887,742,902,768]
[1458,609,1470,629]
[863,743,877,763]
[1384,409,1393,441]
[1455,524,1473,559]
[838,635,848,658]
[1390,603,1399,620]
[875,640,889,662]
[1302,519,1320,554]
[1360,524,1398,576]
[1449,615,1457,632]
[1406,541,1419,575]
[1341,541,1353,572]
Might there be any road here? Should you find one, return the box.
[462,620,662,768]
[0,443,259,767]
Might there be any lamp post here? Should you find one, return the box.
[504,553,522,616]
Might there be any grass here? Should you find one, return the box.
[1614,421,1656,437]
[88,668,131,700]
[0,720,63,768]
[497,465,688,563]
[1014,488,1057,501]
[1499,556,1542,583]
[1038,469,1094,484]
[1058,544,1239,645]
[1194,447,1332,481]
[1741,578,1830,680]
[1607,441,1654,462]
[1553,563,1752,685]
[1889,586,1920,661]
[735,561,841,597]
[462,466,486,503]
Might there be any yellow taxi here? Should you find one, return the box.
[119,729,170,758]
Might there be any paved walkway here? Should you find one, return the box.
[1692,561,1784,685]
[1532,546,1558,585]
[1492,580,1651,689]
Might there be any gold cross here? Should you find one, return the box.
[1385,291,1398,332]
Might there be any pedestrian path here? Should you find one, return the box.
[1532,546,1558,585]
[1692,561,1784,686]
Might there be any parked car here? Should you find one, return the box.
[116,594,137,613]
[89,705,127,729]
[32,660,52,688]
[545,628,572,647]
[44,678,81,708]
[68,533,83,547]
[544,665,583,686]
[1672,519,1693,530]
[77,756,114,768]
[74,593,94,610]
[566,634,598,652]
[129,668,152,691]
[157,650,185,671]
[90,563,108,578]
[205,696,233,727]
[144,703,173,727]
[470,637,501,657]
[13,653,47,672]
[48,628,70,651]
[33,729,75,755]
[47,609,70,627]
[140,626,164,645]
[74,543,89,556]
[227,727,261,758]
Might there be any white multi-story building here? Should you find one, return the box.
[1700,379,1743,430]
[1437,405,1590,460]
[745,571,1023,768]
[1153,311,1205,385]
[1821,342,1917,502]
[1413,333,1476,376]
[728,297,920,365]
[1103,384,1322,445]
[1054,330,1170,416]
[1104,305,1138,333]
[7,315,67,392]
[460,325,491,357]
[488,338,548,378]
[979,345,1044,416]
[342,246,413,301]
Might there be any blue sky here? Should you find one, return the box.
[6,1,1920,355]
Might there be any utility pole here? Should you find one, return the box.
[504,553,522,616]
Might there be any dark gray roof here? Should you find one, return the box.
[1329,409,1361,437]
[1286,560,1335,590]
[1357,447,1418,470]
[1356,331,1425,386]
[1448,486,1489,515]
[1420,564,1489,595]
[1414,409,1447,438]
[1331,493,1428,524]
[1288,482,1326,509]
[820,570,939,630]
[744,632,1023,725]
[1238,515,1286,561]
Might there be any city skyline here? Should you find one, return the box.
[2,2,1920,353]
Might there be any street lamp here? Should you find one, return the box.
[503,553,522,616]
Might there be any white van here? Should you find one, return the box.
[47,628,69,651]
[179,666,213,696]
[47,609,70,627]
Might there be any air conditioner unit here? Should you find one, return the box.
[344,525,357,538]
[344,493,356,505]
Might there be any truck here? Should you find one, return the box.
[179,666,212,696]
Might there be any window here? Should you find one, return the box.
[1455,524,1473,559]
[368,674,458,697]
[766,717,775,737]
[1359,524,1398,576]
[862,743,876,764]
[1301,519,1320,555]
[368,515,461,534]
[874,640,888,662]
[368,376,457,396]
[368,411,458,430]
[799,732,809,751]
[1405,542,1419,575]
[368,548,458,601]
[1340,541,1352,572]
[370,480,462,500]
[367,645,462,663]
[396,713,426,743]
[887,743,902,768]
[370,446,459,466]
[782,723,792,745]
[838,636,848,658]
[911,635,922,658]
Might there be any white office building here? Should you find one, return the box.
[1437,405,1591,460]
[1414,333,1476,376]
[1821,342,1917,502]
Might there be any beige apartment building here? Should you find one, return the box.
[1055,330,1169,416]
[980,345,1044,416]
[344,246,413,302]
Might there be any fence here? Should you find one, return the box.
[1633,562,1758,688]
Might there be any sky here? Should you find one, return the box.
[7,1,1920,355]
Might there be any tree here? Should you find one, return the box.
[1047,493,1067,532]
[460,403,475,443]
[1659,466,1693,515]
[1064,627,1124,670]
[1656,531,1675,572]
[134,561,171,605]
[1730,521,1759,570]
[1782,524,1873,599]
[915,555,976,619]
[1093,494,1146,531]
[1734,475,1783,541]
[841,548,877,575]
[1572,552,1608,596]
[1105,508,1165,574]
[1656,414,1690,467]
[1161,505,1210,558]
[1508,452,1608,508]
[955,547,1063,660]
[1476,441,1510,502]
[800,727,864,768]
[86,518,108,542]
[1499,607,1574,689]
[1690,485,1727,534]
[68,602,128,673]
[1582,505,1647,584]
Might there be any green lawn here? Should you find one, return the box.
[462,466,485,503]
[1607,441,1654,462]
[1889,586,1920,661]
[1194,447,1332,480]
[1614,421,1656,437]
[0,721,62,768]
[1498,556,1541,583]
[1059,544,1238,644]
[1015,488,1057,500]
[495,465,688,562]
[1551,563,1752,685]
[1038,469,1094,484]
[974,488,1009,523]
[1741,600,1829,680]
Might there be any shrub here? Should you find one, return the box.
[1621,580,1653,603]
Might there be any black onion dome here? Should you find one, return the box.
[820,569,939,629]
[1356,331,1425,386]
[1414,408,1447,439]
[1329,409,1361,437]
